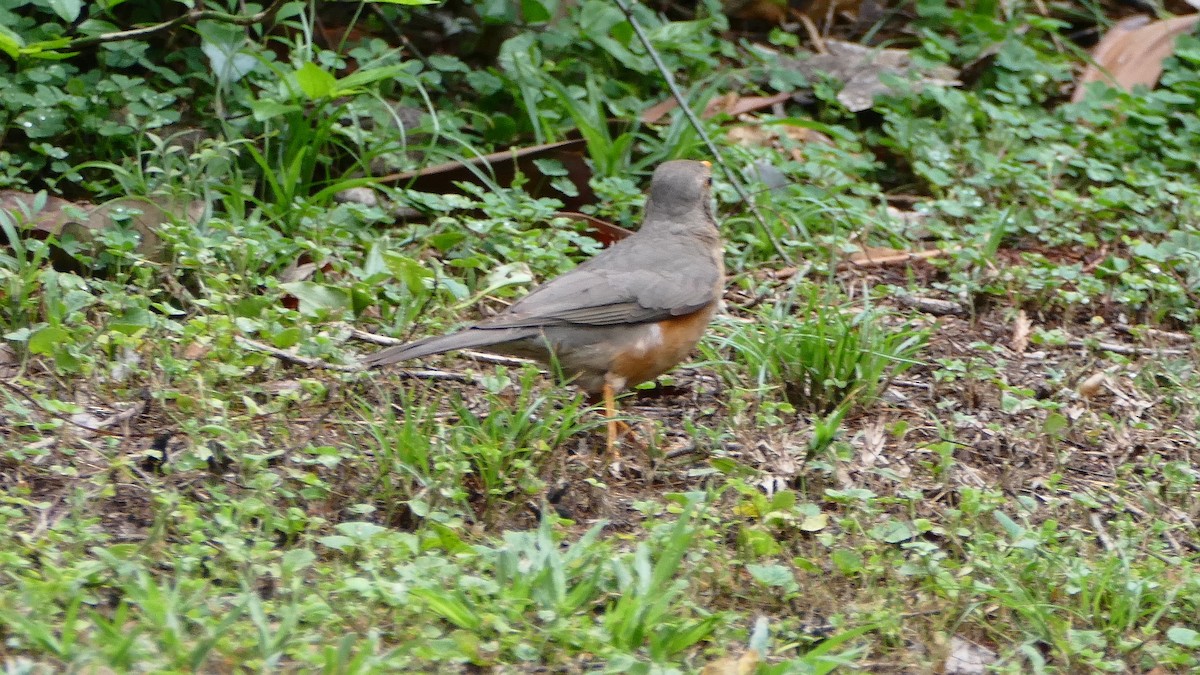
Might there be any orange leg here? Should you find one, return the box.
[603,381,619,459]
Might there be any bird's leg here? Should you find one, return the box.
[603,380,620,459]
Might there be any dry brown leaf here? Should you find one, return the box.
[553,211,633,246]
[1078,371,1107,398]
[784,40,960,112]
[1,191,201,265]
[723,0,863,24]
[182,342,209,360]
[699,649,760,675]
[1011,310,1032,355]
[1072,14,1200,102]
[381,138,594,211]
[641,91,794,124]
[843,245,944,267]
[726,122,835,160]
[856,419,887,468]
[944,636,997,674]
[895,293,967,316]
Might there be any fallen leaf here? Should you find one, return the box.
[894,292,967,317]
[182,342,210,360]
[1,191,202,266]
[726,122,835,163]
[842,245,944,267]
[945,636,997,674]
[642,91,794,124]
[1072,15,1200,102]
[783,40,960,112]
[380,138,594,211]
[722,0,864,24]
[553,211,633,246]
[699,649,759,675]
[1011,310,1032,355]
[1078,371,1107,398]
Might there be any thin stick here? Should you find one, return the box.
[612,0,792,264]
[70,0,288,48]
[237,337,363,372]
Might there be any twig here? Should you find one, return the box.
[69,0,287,48]
[894,293,967,317]
[840,248,946,269]
[1066,339,1189,357]
[90,401,147,431]
[612,0,793,264]
[461,350,536,367]
[237,336,363,372]
[0,379,154,438]
[1088,511,1117,553]
[396,369,474,384]
[350,328,403,346]
[349,328,535,367]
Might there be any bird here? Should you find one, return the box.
[362,159,724,455]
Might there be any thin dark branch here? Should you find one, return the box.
[612,0,793,264]
[69,0,288,49]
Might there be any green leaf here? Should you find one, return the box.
[29,325,70,355]
[280,549,316,573]
[271,327,302,349]
[335,521,387,540]
[363,0,440,4]
[281,281,351,317]
[410,588,482,630]
[250,99,302,122]
[746,563,795,589]
[521,0,555,23]
[383,252,433,292]
[868,520,915,544]
[111,308,153,335]
[799,512,829,532]
[1167,626,1200,648]
[318,535,354,551]
[335,65,407,94]
[47,0,83,22]
[295,62,336,100]
[830,549,863,575]
[0,24,25,59]
[1043,412,1068,436]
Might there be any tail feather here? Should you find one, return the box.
[361,327,534,368]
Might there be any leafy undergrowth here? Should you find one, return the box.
[2,1,1200,673]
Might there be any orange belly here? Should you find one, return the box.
[609,305,716,387]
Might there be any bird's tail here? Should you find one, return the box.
[360,328,533,368]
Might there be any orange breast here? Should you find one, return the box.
[609,304,716,387]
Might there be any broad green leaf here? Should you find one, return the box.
[0,24,25,59]
[29,325,69,355]
[1168,626,1200,647]
[868,519,915,544]
[280,281,351,316]
[318,535,354,551]
[47,0,83,22]
[746,563,795,589]
[295,61,336,100]
[271,327,302,348]
[334,521,387,539]
[383,252,433,292]
[335,65,407,93]
[250,99,301,122]
[521,0,555,23]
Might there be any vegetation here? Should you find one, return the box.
[1,0,1198,672]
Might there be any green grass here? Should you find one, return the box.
[2,0,1200,672]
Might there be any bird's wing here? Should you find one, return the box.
[476,257,720,329]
